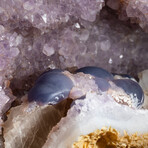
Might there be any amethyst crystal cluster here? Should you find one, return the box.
[0,0,148,147]
[107,0,148,31]
[0,0,148,88]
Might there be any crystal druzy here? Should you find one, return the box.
[0,0,148,148]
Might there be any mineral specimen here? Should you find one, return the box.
[43,92,148,148]
[139,70,148,109]
[4,102,62,148]
[107,0,148,32]
[0,5,148,95]
[28,70,73,104]
[0,0,148,147]
[3,68,147,148]
[111,79,144,108]
[76,66,114,80]
[0,0,104,31]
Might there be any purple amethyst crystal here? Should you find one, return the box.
[107,0,148,32]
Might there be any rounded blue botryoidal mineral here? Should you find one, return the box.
[76,66,113,81]
[28,70,73,105]
[112,79,144,108]
[35,69,63,85]
[94,77,111,92]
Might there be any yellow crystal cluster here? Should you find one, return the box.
[73,127,148,148]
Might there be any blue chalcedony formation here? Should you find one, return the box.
[76,66,114,81]
[28,67,144,108]
[28,70,73,104]
[112,79,144,108]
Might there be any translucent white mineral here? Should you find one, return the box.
[43,92,148,148]
[4,102,62,148]
[139,70,148,109]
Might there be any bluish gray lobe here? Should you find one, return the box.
[76,66,113,81]
[112,79,144,107]
[28,70,73,104]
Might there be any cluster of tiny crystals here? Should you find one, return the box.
[107,0,148,32]
[0,0,148,91]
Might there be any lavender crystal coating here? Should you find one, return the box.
[126,0,148,31]
[0,0,104,31]
[0,6,147,94]
[107,0,148,31]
